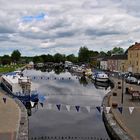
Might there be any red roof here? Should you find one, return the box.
[129,42,140,50]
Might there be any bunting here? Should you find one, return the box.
[75,106,80,112]
[66,105,71,112]
[118,107,123,114]
[129,107,134,114]
[56,104,61,111]
[3,97,6,104]
[106,107,111,113]
[86,106,90,113]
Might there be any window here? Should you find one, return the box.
[130,61,131,65]
[137,61,138,65]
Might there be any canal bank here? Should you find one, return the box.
[0,86,28,140]
[102,77,140,140]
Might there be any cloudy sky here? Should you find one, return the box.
[0,0,140,56]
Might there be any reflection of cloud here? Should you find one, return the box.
[1,0,140,55]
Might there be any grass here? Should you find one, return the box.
[0,64,25,73]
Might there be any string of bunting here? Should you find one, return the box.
[31,100,136,115]
[27,76,79,80]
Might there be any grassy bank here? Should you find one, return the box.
[0,64,25,73]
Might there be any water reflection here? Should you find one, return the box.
[23,68,111,139]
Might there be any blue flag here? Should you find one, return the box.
[96,106,101,113]
[56,104,61,111]
[118,107,123,114]
[75,106,80,112]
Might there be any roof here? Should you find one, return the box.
[108,55,127,60]
[128,42,140,50]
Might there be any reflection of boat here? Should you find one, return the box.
[92,72,109,82]
[1,71,38,102]
[94,81,110,90]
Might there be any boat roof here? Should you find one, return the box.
[2,71,29,84]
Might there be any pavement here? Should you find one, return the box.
[109,76,140,140]
[0,88,21,140]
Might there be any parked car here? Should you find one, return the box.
[125,76,138,84]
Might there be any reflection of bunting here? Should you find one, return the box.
[75,106,80,112]
[56,104,61,111]
[96,106,101,113]
[30,101,35,107]
[129,107,134,115]
[47,104,52,110]
[40,103,43,107]
[86,106,90,113]
[106,107,111,113]
[66,105,71,112]
[118,107,123,114]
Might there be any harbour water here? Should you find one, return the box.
[23,69,111,140]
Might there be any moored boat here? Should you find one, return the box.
[1,71,38,102]
[92,72,109,82]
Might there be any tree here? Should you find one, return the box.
[54,53,66,63]
[1,55,11,65]
[111,47,124,55]
[66,54,78,63]
[11,50,21,63]
[33,56,43,63]
[99,51,107,57]
[78,46,90,63]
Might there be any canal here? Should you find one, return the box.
[23,69,111,140]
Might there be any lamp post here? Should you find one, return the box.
[121,75,124,104]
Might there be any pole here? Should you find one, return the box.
[121,75,124,104]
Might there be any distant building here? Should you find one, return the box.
[127,42,140,73]
[100,57,108,70]
[107,55,127,72]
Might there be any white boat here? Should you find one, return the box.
[1,71,38,102]
[92,72,109,82]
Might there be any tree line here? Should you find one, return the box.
[0,46,124,65]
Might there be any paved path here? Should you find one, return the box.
[109,77,140,139]
[0,88,21,140]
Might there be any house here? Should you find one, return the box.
[127,42,140,73]
[100,57,108,70]
[107,55,127,72]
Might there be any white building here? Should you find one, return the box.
[100,58,108,70]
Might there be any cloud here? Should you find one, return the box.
[0,0,140,55]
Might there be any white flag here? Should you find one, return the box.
[30,101,35,107]
[129,107,134,114]
[47,104,52,110]
[106,107,111,113]
[66,105,71,112]
[86,106,91,113]
[100,106,103,114]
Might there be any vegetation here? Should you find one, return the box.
[0,46,125,71]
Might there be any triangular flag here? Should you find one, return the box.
[118,107,123,114]
[40,103,43,107]
[30,101,35,107]
[47,104,52,110]
[75,106,80,112]
[106,107,111,113]
[129,107,134,115]
[56,104,61,111]
[86,106,90,113]
[100,106,103,114]
[66,105,71,112]
[3,97,6,104]
[96,106,101,113]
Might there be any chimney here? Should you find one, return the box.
[135,42,138,45]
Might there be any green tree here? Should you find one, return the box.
[11,50,21,63]
[33,56,43,63]
[66,54,78,63]
[111,47,124,55]
[78,46,90,63]
[54,53,66,63]
[100,51,107,57]
[46,54,54,62]
[1,55,11,65]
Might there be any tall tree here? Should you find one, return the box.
[1,55,11,65]
[66,54,78,63]
[11,50,21,63]
[111,47,124,55]
[54,53,66,63]
[78,46,90,63]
